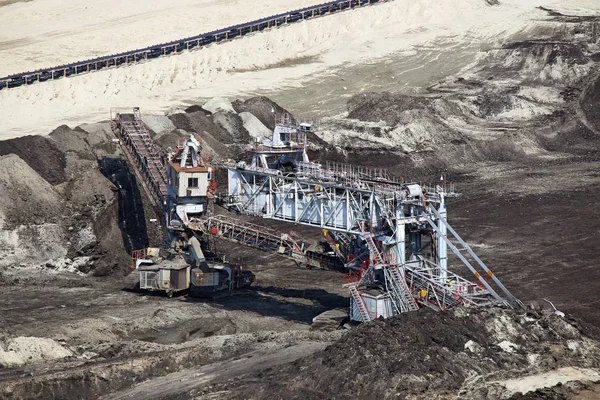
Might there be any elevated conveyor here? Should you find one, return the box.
[189,215,339,269]
[1,0,392,90]
[112,108,168,208]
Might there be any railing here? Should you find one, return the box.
[130,249,148,269]
[189,215,339,269]
[348,276,372,322]
[0,0,391,90]
[112,108,168,207]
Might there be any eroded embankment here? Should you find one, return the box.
[0,124,151,277]
[0,329,338,400]
[315,14,600,177]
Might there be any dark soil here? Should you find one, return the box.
[581,73,600,133]
[208,308,600,400]
[168,111,233,157]
[0,134,66,185]
[211,111,251,144]
[232,96,287,131]
[450,176,600,330]
[3,8,600,400]
[347,92,434,125]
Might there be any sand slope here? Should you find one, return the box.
[4,0,600,139]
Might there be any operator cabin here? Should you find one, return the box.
[167,135,215,227]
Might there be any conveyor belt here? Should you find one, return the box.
[0,0,391,90]
[112,108,168,207]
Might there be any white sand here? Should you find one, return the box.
[0,336,73,367]
[240,112,272,139]
[202,97,236,114]
[497,367,600,396]
[0,0,326,77]
[0,0,598,139]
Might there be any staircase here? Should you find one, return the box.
[362,232,383,266]
[404,267,460,311]
[384,265,419,313]
[348,282,371,322]
[323,229,346,259]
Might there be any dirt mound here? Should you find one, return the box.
[49,125,96,160]
[169,111,231,142]
[0,154,69,267]
[0,134,66,185]
[0,122,139,276]
[347,92,433,126]
[153,130,188,152]
[211,111,251,144]
[141,115,176,137]
[239,111,272,139]
[168,111,238,158]
[213,308,600,399]
[0,337,73,367]
[184,104,204,113]
[0,154,64,229]
[232,96,285,131]
[202,97,236,114]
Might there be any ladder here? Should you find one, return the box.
[348,282,371,322]
[362,232,383,266]
[384,265,419,313]
[323,229,346,259]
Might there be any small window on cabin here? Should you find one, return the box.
[188,177,199,188]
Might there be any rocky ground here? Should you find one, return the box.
[1,6,600,400]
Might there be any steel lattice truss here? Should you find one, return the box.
[228,167,441,235]
[228,165,522,322]
[189,215,337,269]
[113,108,168,206]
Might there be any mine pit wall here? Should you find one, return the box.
[81,155,165,276]
[0,127,163,276]
[582,71,600,134]
[316,16,600,178]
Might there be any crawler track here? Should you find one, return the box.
[0,0,390,90]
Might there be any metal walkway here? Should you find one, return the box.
[112,108,168,208]
[0,0,391,90]
[189,215,339,269]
